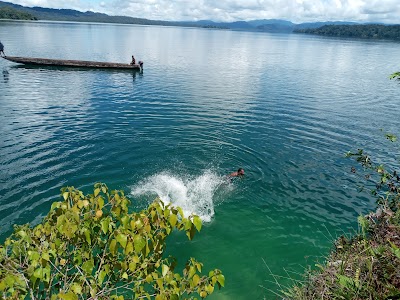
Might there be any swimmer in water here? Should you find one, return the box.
[229,168,245,178]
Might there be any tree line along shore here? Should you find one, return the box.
[295,24,400,41]
[0,6,36,20]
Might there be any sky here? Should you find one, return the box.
[5,0,400,24]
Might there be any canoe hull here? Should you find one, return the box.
[2,56,141,70]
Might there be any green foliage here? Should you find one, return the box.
[390,72,400,81]
[295,24,400,41]
[0,183,223,299]
[0,6,37,20]
[345,132,400,210]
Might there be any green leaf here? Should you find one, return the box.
[101,218,110,234]
[125,242,134,255]
[70,283,82,294]
[17,230,28,239]
[116,233,128,249]
[146,274,153,283]
[389,241,400,259]
[50,202,61,212]
[164,208,170,218]
[42,252,50,262]
[29,250,40,262]
[186,225,196,240]
[192,274,200,286]
[169,214,178,227]
[337,275,354,289]
[134,235,146,253]
[58,292,78,300]
[129,262,136,272]
[185,219,192,230]
[188,266,196,279]
[98,270,107,285]
[84,229,91,245]
[34,267,43,280]
[77,200,84,209]
[193,216,202,232]
[63,192,69,201]
[217,274,225,287]
[162,264,169,277]
[121,216,129,228]
[0,280,6,291]
[4,274,16,286]
[74,254,82,265]
[195,262,202,273]
[98,196,105,210]
[94,188,100,197]
[205,284,214,294]
[177,207,184,218]
[82,260,94,275]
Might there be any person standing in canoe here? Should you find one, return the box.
[0,41,5,57]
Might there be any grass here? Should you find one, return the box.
[282,202,400,300]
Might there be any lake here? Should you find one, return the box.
[0,20,399,299]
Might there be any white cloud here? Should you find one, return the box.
[5,0,400,23]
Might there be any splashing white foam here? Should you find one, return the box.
[131,171,226,222]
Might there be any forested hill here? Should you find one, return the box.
[0,6,37,20]
[0,1,179,26]
[294,24,400,40]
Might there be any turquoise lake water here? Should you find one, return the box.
[1,20,400,299]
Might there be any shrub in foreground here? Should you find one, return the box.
[0,183,224,299]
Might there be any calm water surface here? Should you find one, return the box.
[1,20,400,299]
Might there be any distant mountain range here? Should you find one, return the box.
[0,0,388,33]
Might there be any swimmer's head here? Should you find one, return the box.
[237,168,245,176]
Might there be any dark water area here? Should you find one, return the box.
[1,20,399,299]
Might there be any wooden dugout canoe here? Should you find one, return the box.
[2,56,143,70]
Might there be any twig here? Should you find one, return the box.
[262,258,283,291]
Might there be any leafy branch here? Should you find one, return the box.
[0,183,224,299]
[345,133,400,210]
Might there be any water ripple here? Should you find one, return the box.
[1,22,400,299]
